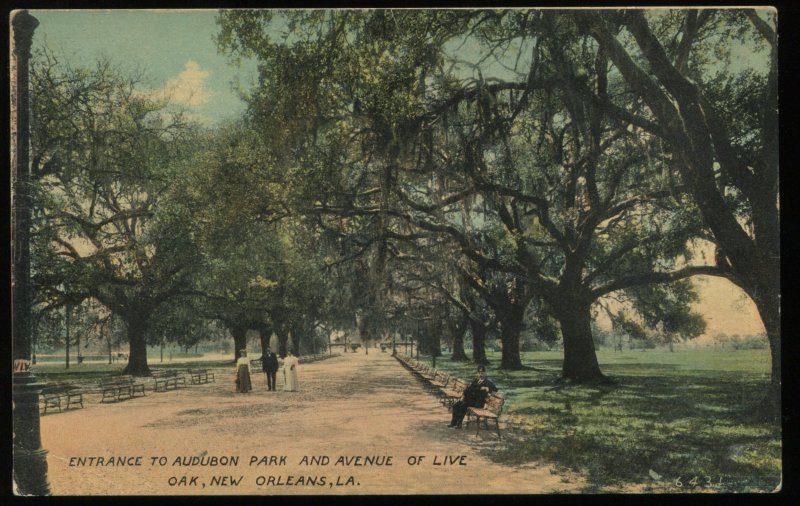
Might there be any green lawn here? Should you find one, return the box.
[424,348,780,493]
[30,355,230,384]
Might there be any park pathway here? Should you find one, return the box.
[39,350,584,495]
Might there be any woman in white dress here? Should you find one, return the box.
[283,351,299,391]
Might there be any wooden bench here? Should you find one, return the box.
[421,368,447,395]
[441,378,466,410]
[152,370,186,392]
[122,375,147,398]
[40,384,84,414]
[188,368,215,385]
[99,376,145,402]
[394,354,451,399]
[398,353,414,366]
[395,356,450,399]
[395,354,413,370]
[99,379,125,403]
[411,362,431,382]
[465,392,505,438]
[429,370,449,391]
[423,366,438,383]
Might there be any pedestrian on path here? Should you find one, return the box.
[235,350,252,393]
[448,365,496,428]
[261,349,279,391]
[283,351,299,391]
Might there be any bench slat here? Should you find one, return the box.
[465,392,504,438]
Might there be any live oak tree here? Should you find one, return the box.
[217,11,429,355]
[215,10,727,381]
[375,11,719,379]
[29,50,202,375]
[183,122,333,359]
[575,9,779,414]
[216,10,533,369]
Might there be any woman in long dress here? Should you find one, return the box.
[235,350,252,393]
[283,352,299,391]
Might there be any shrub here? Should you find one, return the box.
[730,335,768,350]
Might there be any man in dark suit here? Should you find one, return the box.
[448,365,497,428]
[262,350,279,391]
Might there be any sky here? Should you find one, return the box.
[25,9,766,340]
[30,9,258,125]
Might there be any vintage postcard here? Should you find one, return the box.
[11,8,780,495]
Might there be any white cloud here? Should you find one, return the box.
[160,60,214,108]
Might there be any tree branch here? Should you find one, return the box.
[590,265,729,298]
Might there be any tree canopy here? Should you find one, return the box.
[26,9,778,418]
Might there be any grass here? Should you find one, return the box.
[30,354,232,385]
[424,348,780,493]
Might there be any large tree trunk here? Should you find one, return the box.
[123,316,151,376]
[289,327,301,356]
[450,314,469,361]
[358,317,369,355]
[470,318,489,365]
[498,305,524,370]
[277,329,288,358]
[257,324,273,355]
[749,280,781,421]
[554,300,606,383]
[230,326,247,362]
[428,319,442,358]
[302,320,316,355]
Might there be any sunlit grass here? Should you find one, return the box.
[30,356,232,384]
[425,348,780,492]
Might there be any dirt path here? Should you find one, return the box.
[40,351,584,495]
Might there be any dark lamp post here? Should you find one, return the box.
[12,10,49,496]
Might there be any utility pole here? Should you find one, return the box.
[76,304,82,364]
[65,305,70,369]
[12,10,50,495]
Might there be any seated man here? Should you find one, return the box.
[448,365,497,428]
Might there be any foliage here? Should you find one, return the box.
[211,9,775,380]
[26,8,776,387]
[429,348,779,492]
[29,47,203,373]
[715,333,768,350]
[577,9,779,411]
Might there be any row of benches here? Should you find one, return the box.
[395,354,505,439]
[39,368,217,413]
[107,369,216,398]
